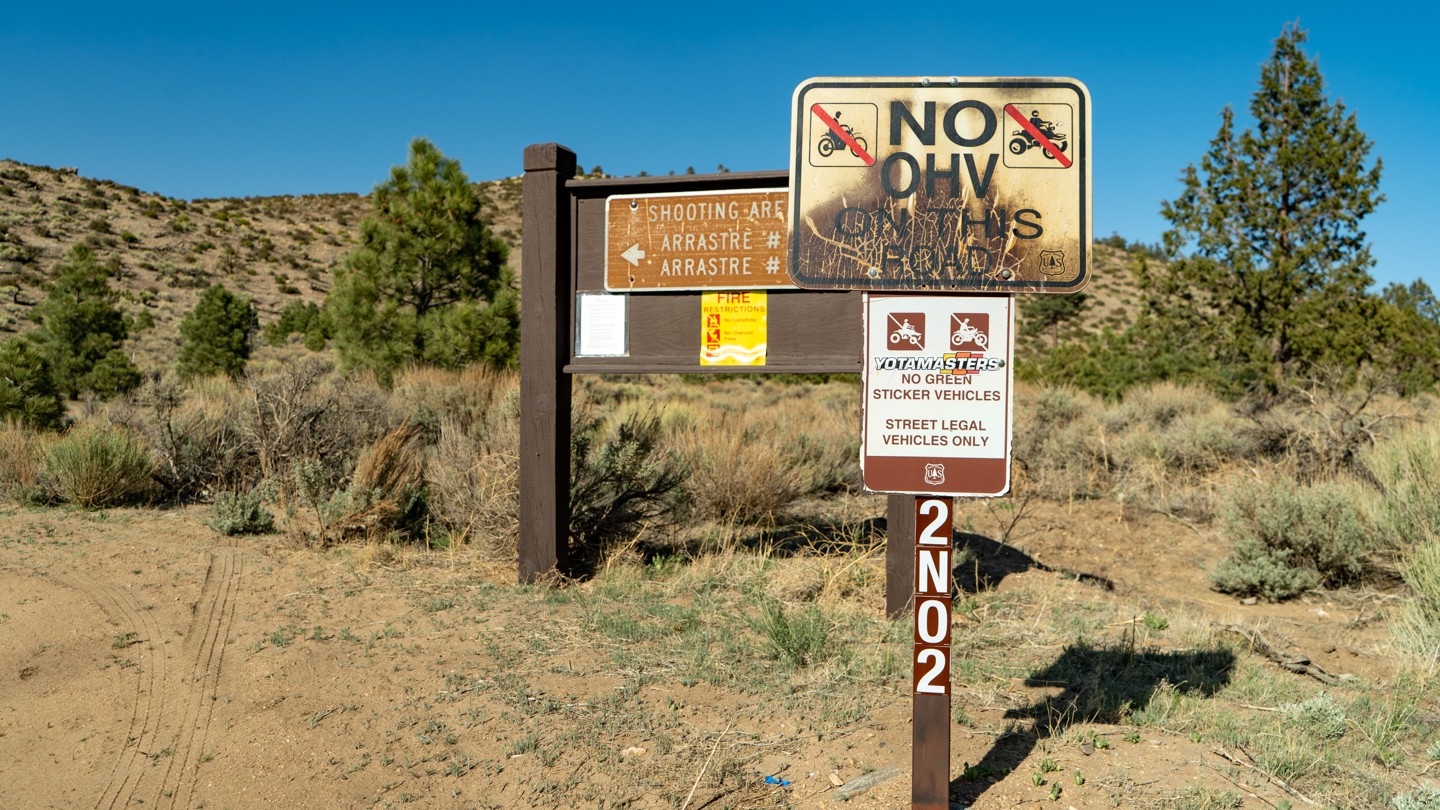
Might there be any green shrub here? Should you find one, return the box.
[1280,693,1346,739]
[568,407,685,575]
[753,600,834,668]
[1394,785,1440,810]
[44,420,154,508]
[1210,477,1371,601]
[264,300,329,347]
[1013,383,1112,499]
[208,491,275,535]
[1362,424,1440,667]
[1113,381,1213,430]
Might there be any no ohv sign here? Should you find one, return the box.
[789,77,1091,294]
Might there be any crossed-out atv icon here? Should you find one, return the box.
[889,318,922,347]
[1008,110,1068,160]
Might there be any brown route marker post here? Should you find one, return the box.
[912,495,953,809]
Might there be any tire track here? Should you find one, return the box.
[155,548,242,810]
[61,544,244,810]
[58,573,171,810]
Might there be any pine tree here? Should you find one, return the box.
[263,300,329,348]
[177,284,259,379]
[1153,23,1383,390]
[326,138,517,383]
[0,337,64,429]
[32,244,140,398]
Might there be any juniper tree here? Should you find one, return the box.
[326,138,518,383]
[177,284,258,380]
[1153,23,1383,390]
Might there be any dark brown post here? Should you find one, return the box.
[886,494,916,618]
[912,496,954,810]
[519,143,577,582]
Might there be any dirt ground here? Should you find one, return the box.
[0,499,1413,809]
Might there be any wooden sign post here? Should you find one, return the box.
[912,496,953,809]
[915,495,950,801]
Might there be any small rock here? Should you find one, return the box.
[833,767,901,800]
[1324,644,1337,654]
[829,772,844,787]
[1240,597,1258,606]
[620,746,646,757]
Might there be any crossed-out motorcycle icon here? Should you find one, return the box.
[816,111,868,159]
[952,318,988,349]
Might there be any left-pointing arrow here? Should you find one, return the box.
[622,244,646,266]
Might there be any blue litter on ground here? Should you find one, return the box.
[763,775,791,786]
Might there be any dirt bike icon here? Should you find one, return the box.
[1008,111,1068,160]
[889,319,923,347]
[817,111,869,159]
[951,318,988,349]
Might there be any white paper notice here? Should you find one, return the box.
[576,293,628,357]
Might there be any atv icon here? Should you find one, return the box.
[1008,110,1068,160]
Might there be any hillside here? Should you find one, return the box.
[0,158,1140,374]
[0,159,523,370]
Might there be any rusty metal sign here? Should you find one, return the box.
[788,77,1091,293]
[605,189,793,291]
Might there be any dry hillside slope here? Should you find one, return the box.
[0,157,1142,375]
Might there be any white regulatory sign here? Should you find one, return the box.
[861,294,1014,496]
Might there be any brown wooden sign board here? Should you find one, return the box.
[789,76,1091,293]
[605,189,793,291]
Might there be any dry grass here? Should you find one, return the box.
[325,422,428,544]
[0,419,52,500]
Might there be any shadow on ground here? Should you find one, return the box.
[950,642,1237,805]
[952,530,1116,593]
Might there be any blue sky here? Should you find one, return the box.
[3,2,1431,289]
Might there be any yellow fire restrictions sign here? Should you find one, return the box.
[700,291,767,366]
